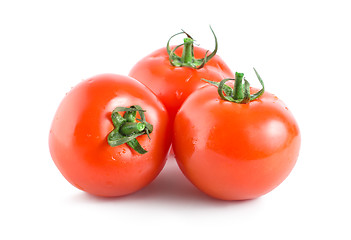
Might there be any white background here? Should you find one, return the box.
[1,0,350,239]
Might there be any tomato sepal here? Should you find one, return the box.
[166,26,218,69]
[202,68,265,104]
[107,105,153,154]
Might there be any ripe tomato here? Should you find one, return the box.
[172,71,301,200]
[49,74,171,197]
[129,28,234,122]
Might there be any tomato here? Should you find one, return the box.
[49,74,171,197]
[129,28,234,122]
[172,70,301,200]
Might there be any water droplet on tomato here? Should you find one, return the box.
[185,75,191,82]
[175,90,183,100]
[273,96,278,103]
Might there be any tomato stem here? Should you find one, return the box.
[166,26,218,69]
[233,72,245,100]
[107,105,153,154]
[120,122,146,136]
[202,68,265,104]
[181,38,195,67]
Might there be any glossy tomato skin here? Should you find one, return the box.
[172,86,301,200]
[49,74,171,197]
[129,46,234,121]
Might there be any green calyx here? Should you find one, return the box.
[167,26,218,69]
[107,105,153,154]
[203,68,265,104]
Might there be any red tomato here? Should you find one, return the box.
[129,30,234,122]
[172,72,301,200]
[49,74,171,197]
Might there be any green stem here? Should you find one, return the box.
[232,72,245,100]
[120,122,146,136]
[166,26,218,69]
[201,68,265,104]
[107,105,153,154]
[181,38,195,66]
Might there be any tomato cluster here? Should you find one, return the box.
[49,27,300,200]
